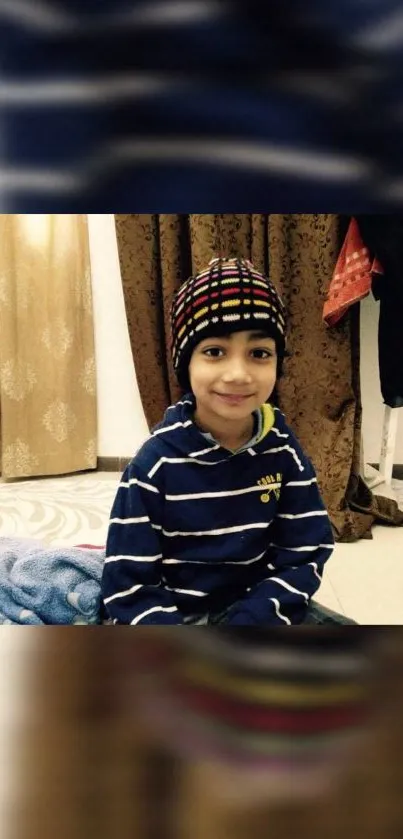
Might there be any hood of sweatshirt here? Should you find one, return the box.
[150,392,286,464]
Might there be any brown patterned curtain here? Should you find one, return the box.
[0,214,97,479]
[114,213,382,541]
[268,215,368,540]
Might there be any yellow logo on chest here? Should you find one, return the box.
[257,473,282,503]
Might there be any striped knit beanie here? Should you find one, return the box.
[131,628,375,804]
[170,257,286,390]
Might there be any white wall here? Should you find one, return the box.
[360,293,403,464]
[87,214,149,458]
[0,630,36,839]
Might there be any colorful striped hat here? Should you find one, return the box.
[131,628,375,804]
[170,257,286,390]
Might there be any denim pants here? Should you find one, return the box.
[184,601,357,626]
[301,601,357,625]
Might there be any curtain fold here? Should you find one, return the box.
[114,213,377,541]
[0,214,97,479]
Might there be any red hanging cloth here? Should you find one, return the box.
[323,217,383,327]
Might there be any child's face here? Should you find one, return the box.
[188,330,277,427]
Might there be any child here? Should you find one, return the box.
[102,257,349,626]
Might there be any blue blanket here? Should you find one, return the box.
[0,538,105,624]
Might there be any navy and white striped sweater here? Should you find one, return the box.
[3,1,403,211]
[102,396,334,625]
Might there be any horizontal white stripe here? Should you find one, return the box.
[0,166,79,194]
[285,478,317,487]
[0,0,223,32]
[119,478,159,494]
[148,456,218,479]
[0,0,73,29]
[113,138,369,181]
[124,0,224,27]
[353,9,403,51]
[165,485,275,501]
[110,516,149,525]
[166,587,208,597]
[379,179,403,202]
[270,598,291,625]
[167,399,193,409]
[277,510,327,519]
[0,139,369,196]
[0,75,171,105]
[189,446,220,457]
[226,551,267,565]
[153,420,192,436]
[222,313,242,322]
[163,522,271,538]
[130,605,178,625]
[104,554,162,564]
[104,583,143,605]
[261,445,304,471]
[270,542,334,552]
[268,577,309,602]
[163,551,266,566]
[179,631,368,674]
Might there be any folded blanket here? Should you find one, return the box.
[0,537,105,625]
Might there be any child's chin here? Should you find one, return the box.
[215,404,252,419]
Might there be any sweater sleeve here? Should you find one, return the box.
[101,462,183,625]
[225,450,334,626]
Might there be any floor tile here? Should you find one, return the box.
[0,473,119,546]
[326,526,403,624]
[313,567,346,615]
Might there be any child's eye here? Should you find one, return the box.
[203,347,225,358]
[252,348,274,359]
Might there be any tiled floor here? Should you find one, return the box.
[0,472,119,548]
[1,470,403,624]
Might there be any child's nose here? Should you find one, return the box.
[221,358,252,383]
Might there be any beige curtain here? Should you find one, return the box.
[0,214,97,480]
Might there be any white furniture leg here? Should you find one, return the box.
[364,406,400,490]
[379,406,399,486]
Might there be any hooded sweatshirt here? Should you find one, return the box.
[101,395,334,625]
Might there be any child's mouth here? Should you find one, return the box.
[214,393,253,405]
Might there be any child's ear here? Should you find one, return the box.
[178,370,192,394]
[277,349,292,380]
